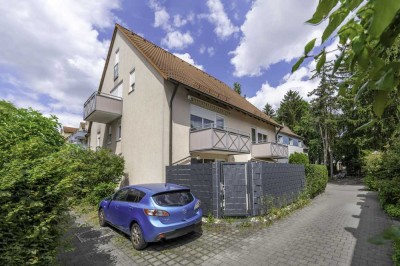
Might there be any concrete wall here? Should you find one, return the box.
[90,30,169,184]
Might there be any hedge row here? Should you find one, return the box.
[305,164,329,198]
[0,101,124,265]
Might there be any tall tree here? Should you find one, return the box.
[276,90,308,129]
[263,103,276,118]
[309,64,339,175]
[293,0,400,118]
[233,82,241,95]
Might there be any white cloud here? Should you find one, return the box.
[173,53,204,70]
[246,63,319,111]
[206,0,239,40]
[173,14,187,27]
[199,45,206,54]
[161,31,194,50]
[230,0,324,77]
[0,0,120,126]
[149,0,172,31]
[207,47,215,57]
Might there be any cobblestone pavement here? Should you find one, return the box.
[58,182,397,266]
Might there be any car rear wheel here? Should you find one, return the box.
[98,209,106,227]
[130,223,147,250]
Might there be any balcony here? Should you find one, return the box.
[251,142,288,159]
[190,125,251,154]
[83,92,122,123]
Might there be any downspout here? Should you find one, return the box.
[275,126,282,142]
[169,83,179,166]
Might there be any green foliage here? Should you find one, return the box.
[263,103,276,118]
[289,152,309,165]
[276,90,309,130]
[384,204,400,218]
[305,164,329,198]
[297,0,400,117]
[362,151,383,190]
[0,101,124,265]
[233,82,242,95]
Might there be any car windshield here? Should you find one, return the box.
[153,190,194,207]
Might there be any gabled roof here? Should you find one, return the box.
[279,126,303,139]
[98,24,282,128]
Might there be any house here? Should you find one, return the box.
[277,126,308,163]
[83,24,292,185]
[61,126,78,140]
[66,122,88,148]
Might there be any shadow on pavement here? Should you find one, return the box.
[104,222,203,251]
[344,189,394,265]
[57,222,116,266]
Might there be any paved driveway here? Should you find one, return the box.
[58,181,396,266]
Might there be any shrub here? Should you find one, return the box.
[0,101,124,265]
[305,164,328,198]
[362,151,383,190]
[289,152,309,165]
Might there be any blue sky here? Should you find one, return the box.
[0,0,332,126]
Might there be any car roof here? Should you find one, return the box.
[128,183,189,195]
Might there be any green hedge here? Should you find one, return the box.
[305,164,329,198]
[289,152,309,165]
[0,101,124,265]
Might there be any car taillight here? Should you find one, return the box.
[194,200,201,210]
[144,209,170,217]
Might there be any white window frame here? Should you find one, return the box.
[116,120,121,141]
[129,68,136,93]
[278,135,283,144]
[289,138,293,145]
[215,114,225,129]
[114,49,119,80]
[298,140,302,147]
[107,126,112,144]
[256,128,268,143]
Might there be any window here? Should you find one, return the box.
[113,189,128,201]
[129,68,135,92]
[114,49,119,80]
[289,138,293,145]
[278,135,283,143]
[126,189,145,203]
[111,82,123,97]
[153,191,194,207]
[251,128,256,143]
[116,120,121,141]
[190,114,214,130]
[258,133,267,143]
[298,141,302,147]
[216,115,224,129]
[107,126,112,144]
[191,158,215,164]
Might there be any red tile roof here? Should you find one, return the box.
[62,126,78,134]
[98,24,282,128]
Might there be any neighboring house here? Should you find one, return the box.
[83,24,292,185]
[61,126,78,140]
[66,122,88,148]
[277,126,308,163]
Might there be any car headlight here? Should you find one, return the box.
[194,200,201,210]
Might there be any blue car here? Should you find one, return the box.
[98,183,202,250]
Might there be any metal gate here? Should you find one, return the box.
[221,163,249,216]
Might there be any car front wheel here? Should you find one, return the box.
[98,209,107,227]
[130,223,147,250]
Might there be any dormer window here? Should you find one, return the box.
[114,49,119,80]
